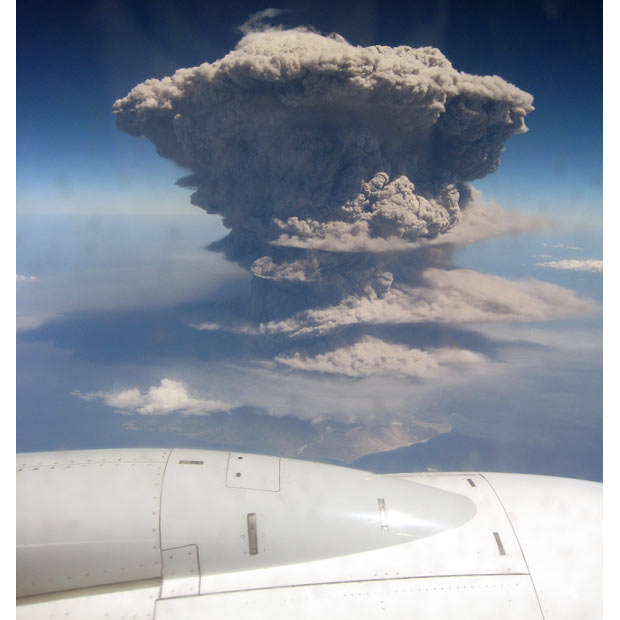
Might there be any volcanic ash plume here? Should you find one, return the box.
[114,27,536,323]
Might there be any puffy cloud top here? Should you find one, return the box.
[73,378,234,416]
[115,28,532,134]
[114,28,533,257]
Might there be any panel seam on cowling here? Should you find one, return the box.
[158,450,174,603]
[480,474,545,620]
[170,571,533,601]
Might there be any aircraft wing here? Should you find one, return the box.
[17,448,601,619]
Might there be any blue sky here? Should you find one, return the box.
[16,1,603,479]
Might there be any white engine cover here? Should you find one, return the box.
[16,448,602,619]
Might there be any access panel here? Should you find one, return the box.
[226,453,280,491]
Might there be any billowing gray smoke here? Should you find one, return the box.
[114,27,535,322]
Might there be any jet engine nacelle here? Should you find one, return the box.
[17,448,601,619]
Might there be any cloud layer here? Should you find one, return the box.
[275,336,485,377]
[536,259,602,273]
[196,267,594,338]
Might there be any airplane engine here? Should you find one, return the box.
[17,448,601,619]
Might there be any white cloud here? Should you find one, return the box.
[535,259,602,273]
[73,378,235,416]
[16,274,39,283]
[191,321,260,335]
[275,336,485,377]
[543,243,584,251]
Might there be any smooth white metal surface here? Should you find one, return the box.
[17,449,170,598]
[482,472,602,620]
[16,449,602,619]
[17,582,160,620]
[154,574,543,620]
[161,449,476,583]
[198,472,524,595]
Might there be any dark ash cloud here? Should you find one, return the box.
[113,24,592,381]
[114,27,533,300]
